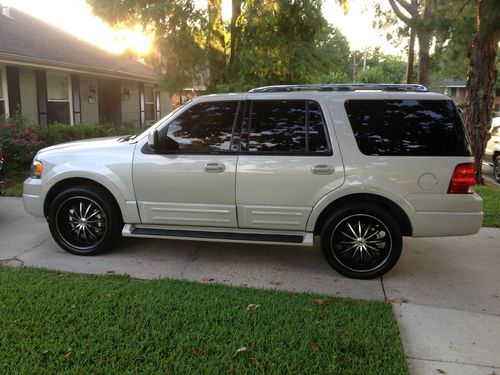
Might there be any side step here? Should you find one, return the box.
[122,224,313,246]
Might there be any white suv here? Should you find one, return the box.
[23,84,483,279]
[485,117,500,182]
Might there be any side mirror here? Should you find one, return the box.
[148,130,179,153]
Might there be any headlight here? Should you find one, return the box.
[30,160,43,179]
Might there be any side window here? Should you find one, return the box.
[245,100,330,154]
[345,99,471,157]
[166,101,239,152]
[248,100,306,152]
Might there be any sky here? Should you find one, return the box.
[2,0,400,56]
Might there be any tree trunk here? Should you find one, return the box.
[229,0,241,64]
[207,0,226,89]
[417,0,431,86]
[463,1,498,184]
[406,27,415,84]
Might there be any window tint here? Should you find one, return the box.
[246,100,330,153]
[166,101,238,152]
[345,99,471,156]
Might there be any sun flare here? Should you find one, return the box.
[114,25,154,56]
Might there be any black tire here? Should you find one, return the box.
[320,203,402,279]
[494,158,500,183]
[48,185,122,255]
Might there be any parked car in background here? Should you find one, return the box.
[23,84,483,279]
[485,117,500,182]
[0,148,4,195]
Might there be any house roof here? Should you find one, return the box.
[0,6,157,82]
[439,79,467,88]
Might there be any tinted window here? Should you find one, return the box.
[246,100,330,153]
[345,100,471,156]
[166,101,238,152]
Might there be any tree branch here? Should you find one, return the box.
[388,0,413,25]
[394,0,417,16]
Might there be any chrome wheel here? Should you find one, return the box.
[331,214,392,273]
[495,159,500,182]
[55,196,107,250]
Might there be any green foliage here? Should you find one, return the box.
[324,71,350,84]
[431,1,476,82]
[87,0,352,92]
[352,49,407,83]
[0,115,134,170]
[26,123,133,148]
[0,267,408,374]
[0,118,46,167]
[230,0,350,86]
[87,0,206,94]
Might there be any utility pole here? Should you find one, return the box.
[352,52,357,82]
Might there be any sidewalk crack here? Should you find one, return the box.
[380,276,387,299]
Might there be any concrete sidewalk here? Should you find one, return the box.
[1,197,499,374]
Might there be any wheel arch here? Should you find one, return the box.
[43,177,123,223]
[311,193,413,236]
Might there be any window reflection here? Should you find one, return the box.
[345,100,471,156]
[166,101,238,152]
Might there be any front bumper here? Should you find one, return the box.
[23,177,44,217]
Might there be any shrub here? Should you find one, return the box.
[0,121,47,167]
[0,116,136,170]
[26,122,134,147]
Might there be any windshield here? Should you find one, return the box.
[135,100,192,140]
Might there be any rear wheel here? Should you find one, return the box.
[320,203,402,279]
[48,185,122,255]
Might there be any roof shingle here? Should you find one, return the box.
[0,7,157,80]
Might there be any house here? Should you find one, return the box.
[440,79,500,113]
[0,5,171,128]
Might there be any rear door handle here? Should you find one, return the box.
[204,162,225,173]
[311,164,334,175]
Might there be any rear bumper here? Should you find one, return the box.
[410,211,483,237]
[406,193,483,237]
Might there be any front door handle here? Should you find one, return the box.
[204,162,225,173]
[311,164,334,175]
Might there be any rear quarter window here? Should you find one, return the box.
[344,99,472,156]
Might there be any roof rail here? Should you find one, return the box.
[248,83,428,93]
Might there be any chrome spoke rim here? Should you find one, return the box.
[331,214,392,273]
[56,196,107,250]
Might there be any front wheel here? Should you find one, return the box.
[48,185,122,255]
[320,203,402,279]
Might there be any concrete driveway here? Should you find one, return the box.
[1,197,499,374]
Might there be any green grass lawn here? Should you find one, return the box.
[476,183,500,227]
[0,267,407,374]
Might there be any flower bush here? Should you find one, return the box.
[0,114,136,171]
[0,119,46,168]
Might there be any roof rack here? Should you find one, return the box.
[248,83,428,93]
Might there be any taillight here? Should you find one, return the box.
[448,163,476,194]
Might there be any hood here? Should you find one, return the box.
[38,136,130,154]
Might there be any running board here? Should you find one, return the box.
[122,224,314,246]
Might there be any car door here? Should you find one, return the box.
[236,96,345,231]
[133,98,244,227]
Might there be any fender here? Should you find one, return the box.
[306,183,416,233]
[42,162,140,224]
